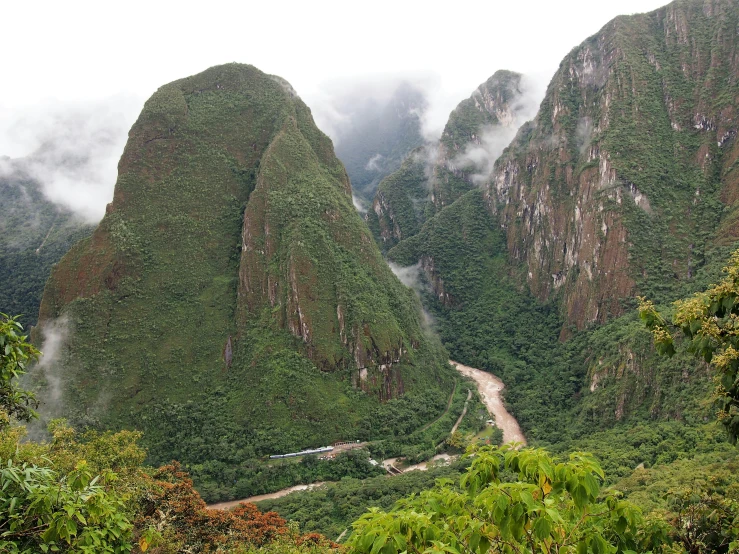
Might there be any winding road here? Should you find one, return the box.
[208,482,327,510]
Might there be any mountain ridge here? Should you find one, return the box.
[484,0,739,331]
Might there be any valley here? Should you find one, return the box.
[208,482,329,510]
[208,359,520,509]
[2,0,739,552]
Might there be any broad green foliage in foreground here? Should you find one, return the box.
[0,318,334,553]
[348,446,671,554]
[0,420,337,554]
[0,458,133,554]
[0,316,138,552]
[615,451,739,554]
[0,313,39,427]
[640,249,739,443]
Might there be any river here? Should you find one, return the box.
[450,360,526,445]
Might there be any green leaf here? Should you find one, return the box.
[392,533,407,550]
[370,532,388,554]
[533,517,551,540]
[614,515,627,535]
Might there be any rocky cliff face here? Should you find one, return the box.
[433,70,528,209]
[37,64,451,458]
[374,0,739,442]
[484,0,739,332]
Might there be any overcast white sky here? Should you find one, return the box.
[1,0,671,219]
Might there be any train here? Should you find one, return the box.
[269,446,334,459]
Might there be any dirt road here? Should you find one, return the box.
[450,388,472,435]
[208,482,327,510]
[450,360,526,445]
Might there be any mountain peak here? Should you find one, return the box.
[37,63,452,468]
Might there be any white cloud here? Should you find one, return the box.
[0,95,142,222]
[0,0,669,219]
[365,153,384,172]
[388,262,424,290]
[35,316,70,410]
[449,75,546,185]
[352,194,367,213]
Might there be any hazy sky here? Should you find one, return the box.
[1,0,671,219]
[5,0,670,107]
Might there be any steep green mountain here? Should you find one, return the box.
[0,162,94,328]
[385,0,739,466]
[35,64,454,496]
[367,70,527,252]
[332,81,426,205]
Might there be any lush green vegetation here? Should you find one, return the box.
[0,420,338,554]
[0,313,39,427]
[365,148,430,252]
[0,317,335,553]
[367,71,524,251]
[371,2,739,508]
[5,2,739,550]
[616,450,739,553]
[385,188,732,489]
[365,379,489,463]
[191,449,385,504]
[641,249,739,442]
[439,71,521,153]
[148,379,487,503]
[259,461,467,541]
[348,446,674,554]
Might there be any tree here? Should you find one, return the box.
[0,459,134,553]
[638,249,739,443]
[0,313,39,427]
[348,445,671,554]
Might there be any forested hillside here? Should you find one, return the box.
[484,0,739,329]
[3,0,739,552]
[0,163,93,328]
[367,70,528,252]
[379,0,739,480]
